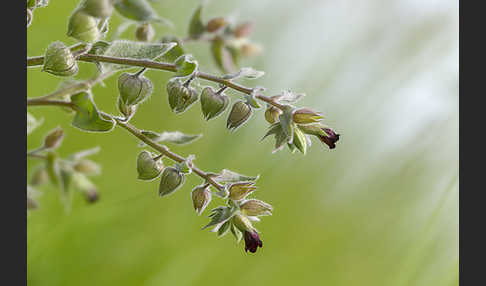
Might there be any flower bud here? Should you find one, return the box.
[43,127,64,150]
[42,41,78,77]
[232,213,255,233]
[71,173,99,204]
[240,199,273,216]
[206,17,227,32]
[73,159,101,176]
[228,181,257,201]
[118,72,153,106]
[30,166,48,186]
[79,0,114,19]
[158,167,185,197]
[67,9,101,43]
[234,22,254,38]
[264,106,282,124]
[135,22,155,42]
[117,96,137,119]
[191,185,212,215]
[166,78,199,114]
[137,151,163,181]
[292,126,307,154]
[200,87,229,120]
[227,101,252,131]
[292,108,323,124]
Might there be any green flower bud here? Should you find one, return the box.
[227,101,252,131]
[135,22,155,42]
[79,0,114,19]
[206,17,227,32]
[30,166,48,186]
[117,96,137,119]
[240,199,273,216]
[71,173,99,203]
[43,126,64,149]
[191,185,212,216]
[137,151,163,181]
[118,72,153,106]
[166,78,199,114]
[67,9,101,43]
[228,181,257,201]
[200,87,229,120]
[73,159,101,176]
[42,41,78,77]
[114,0,159,22]
[158,167,185,197]
[292,108,323,124]
[232,213,255,233]
[264,106,282,124]
[292,125,308,154]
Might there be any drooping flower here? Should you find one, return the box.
[319,128,340,149]
[244,230,263,253]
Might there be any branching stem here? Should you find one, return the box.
[27,54,286,110]
[26,99,225,192]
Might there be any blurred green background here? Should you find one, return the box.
[27,0,458,285]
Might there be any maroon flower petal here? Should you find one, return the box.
[244,230,263,253]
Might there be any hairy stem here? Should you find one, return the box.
[27,54,286,110]
[26,99,225,192]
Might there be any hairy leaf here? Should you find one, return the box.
[274,90,305,105]
[188,5,205,39]
[214,169,259,184]
[71,92,115,132]
[139,130,202,146]
[174,55,198,77]
[100,40,176,72]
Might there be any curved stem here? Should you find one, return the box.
[27,54,285,110]
[27,99,75,109]
[112,117,225,191]
[25,99,225,192]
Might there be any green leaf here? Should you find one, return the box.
[188,5,205,39]
[210,37,237,73]
[71,91,115,132]
[292,125,308,154]
[213,169,259,184]
[279,106,294,144]
[239,67,264,79]
[203,206,236,230]
[274,90,305,105]
[230,223,243,243]
[160,36,185,63]
[100,40,176,72]
[174,55,198,77]
[218,220,231,237]
[27,112,43,135]
[139,130,202,146]
[261,123,282,141]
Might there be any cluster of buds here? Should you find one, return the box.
[201,183,273,253]
[28,126,103,208]
[262,92,340,153]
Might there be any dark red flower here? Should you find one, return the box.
[244,230,263,253]
[319,128,340,149]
